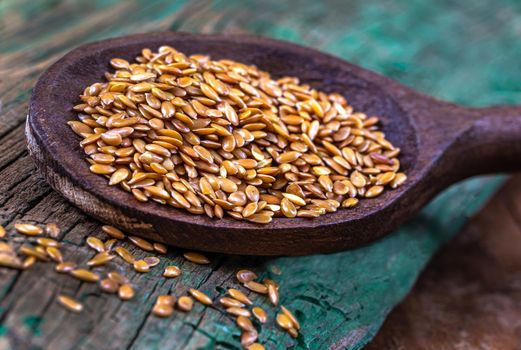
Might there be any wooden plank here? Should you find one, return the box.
[0,0,518,349]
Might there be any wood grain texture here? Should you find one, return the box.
[0,0,519,349]
[367,175,521,350]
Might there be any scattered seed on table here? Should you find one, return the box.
[219,297,245,308]
[114,246,135,264]
[14,223,43,236]
[55,262,76,273]
[287,327,299,338]
[227,288,252,305]
[241,330,258,348]
[153,242,167,254]
[236,269,257,283]
[57,295,83,313]
[268,284,279,306]
[36,237,60,248]
[0,253,22,269]
[177,296,193,312]
[45,246,63,263]
[236,316,255,332]
[244,281,268,294]
[152,303,174,317]
[276,312,293,330]
[252,307,267,323]
[118,284,134,300]
[87,252,115,267]
[281,305,300,330]
[143,256,160,267]
[104,239,117,251]
[70,269,100,283]
[183,252,210,265]
[100,278,119,293]
[86,236,105,252]
[45,223,60,238]
[22,256,36,269]
[189,288,212,305]
[0,226,5,238]
[133,260,150,273]
[163,265,181,278]
[108,271,129,285]
[248,344,265,350]
[128,236,154,251]
[101,225,125,240]
[156,295,176,306]
[226,307,251,317]
[19,245,49,261]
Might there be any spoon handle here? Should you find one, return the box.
[450,105,521,177]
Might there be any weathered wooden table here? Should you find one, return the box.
[1,1,519,349]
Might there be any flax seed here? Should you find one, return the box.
[177,296,193,312]
[102,225,125,240]
[163,265,181,278]
[227,288,252,305]
[252,307,267,323]
[189,288,212,305]
[70,269,100,283]
[183,252,210,265]
[14,223,43,236]
[57,295,83,313]
[118,283,135,300]
[71,46,405,225]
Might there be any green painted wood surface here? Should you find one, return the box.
[0,1,519,349]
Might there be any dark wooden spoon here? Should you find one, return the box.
[27,32,521,256]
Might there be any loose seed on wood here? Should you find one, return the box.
[86,236,106,253]
[236,269,257,283]
[226,307,251,317]
[100,278,119,293]
[108,271,129,285]
[177,296,193,312]
[189,288,212,305]
[237,316,255,332]
[70,269,100,283]
[128,236,154,251]
[101,225,126,240]
[244,281,268,294]
[14,223,43,236]
[133,260,150,273]
[219,297,245,308]
[143,256,160,267]
[118,283,135,300]
[57,295,83,313]
[87,252,115,267]
[163,265,181,278]
[55,262,76,273]
[276,312,293,330]
[252,307,267,323]
[114,246,135,264]
[227,288,252,305]
[153,242,167,254]
[183,252,210,265]
[281,305,300,330]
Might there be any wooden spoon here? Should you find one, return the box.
[27,32,521,256]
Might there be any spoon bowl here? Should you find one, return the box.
[27,32,521,255]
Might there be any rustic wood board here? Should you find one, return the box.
[0,1,519,349]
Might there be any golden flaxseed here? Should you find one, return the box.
[177,296,194,312]
[128,236,154,252]
[101,225,126,240]
[114,246,135,264]
[57,295,83,313]
[86,236,106,253]
[118,283,135,300]
[55,262,76,273]
[236,269,258,284]
[227,288,252,305]
[14,223,43,236]
[189,288,212,305]
[100,278,119,293]
[252,306,267,323]
[163,265,181,278]
[244,281,268,294]
[133,259,150,273]
[71,46,405,225]
[183,252,210,265]
[87,252,115,267]
[70,269,100,283]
